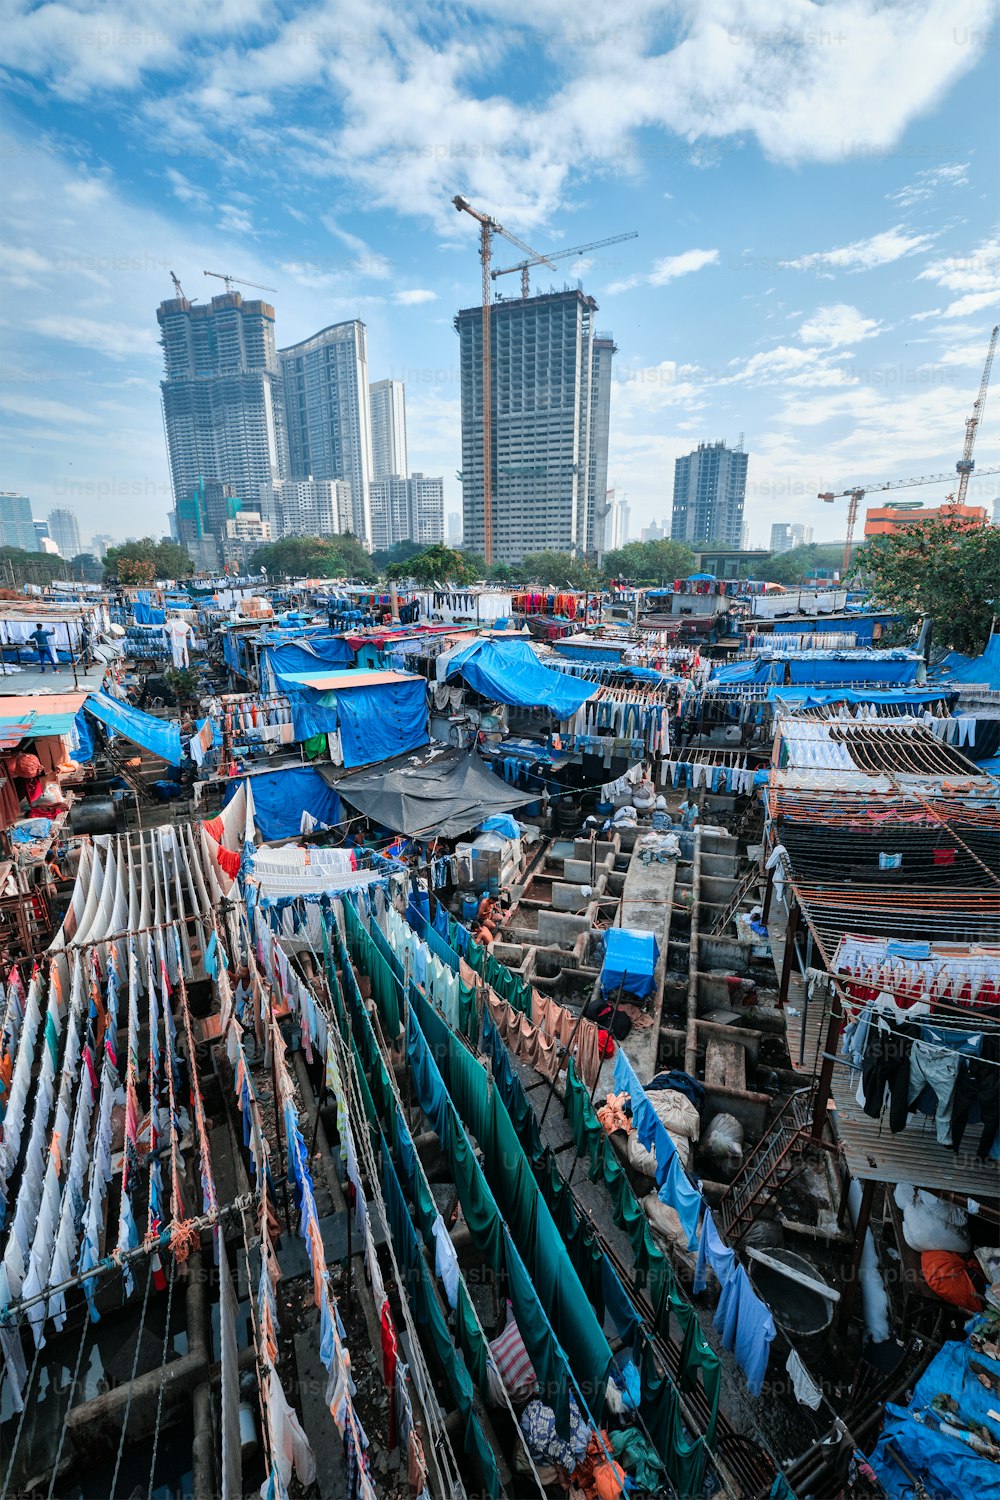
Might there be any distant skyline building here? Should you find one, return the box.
[369,379,408,480]
[605,490,629,551]
[91,532,115,559]
[447,510,462,547]
[157,290,289,515]
[670,439,749,549]
[640,519,667,542]
[280,321,373,546]
[47,507,81,559]
[0,493,38,552]
[456,289,614,561]
[33,519,49,548]
[260,479,353,540]
[370,473,444,551]
[770,522,814,554]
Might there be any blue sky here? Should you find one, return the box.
[2,0,999,552]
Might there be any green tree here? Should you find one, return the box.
[386,544,478,585]
[517,551,596,588]
[853,515,1000,655]
[249,534,378,583]
[104,537,194,582]
[758,542,850,585]
[370,538,425,572]
[0,547,71,588]
[71,553,104,583]
[601,539,696,585]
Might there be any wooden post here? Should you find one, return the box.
[839,1177,875,1328]
[777,899,799,1009]
[811,982,842,1141]
[761,863,775,925]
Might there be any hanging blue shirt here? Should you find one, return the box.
[715,1264,775,1397]
[693,1209,736,1296]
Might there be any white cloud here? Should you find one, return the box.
[649,248,720,284]
[608,248,718,293]
[5,1,989,236]
[321,215,392,280]
[799,304,882,347]
[0,391,94,424]
[941,290,1000,318]
[783,226,935,272]
[917,237,1000,317]
[394,289,437,305]
[887,161,970,208]
[32,315,159,359]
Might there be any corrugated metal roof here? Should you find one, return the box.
[0,719,33,750]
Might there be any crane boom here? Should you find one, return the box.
[955,323,998,505]
[203,269,277,294]
[492,231,639,295]
[818,463,1000,574]
[452,195,558,564]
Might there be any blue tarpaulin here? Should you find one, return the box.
[601,928,659,999]
[445,638,597,717]
[262,635,355,692]
[710,660,784,685]
[71,708,93,764]
[767,686,955,707]
[933,632,1000,690]
[787,657,919,685]
[317,677,428,767]
[868,1328,1000,1500]
[84,691,183,766]
[134,593,166,625]
[223,766,342,841]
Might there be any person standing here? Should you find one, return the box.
[30,622,59,674]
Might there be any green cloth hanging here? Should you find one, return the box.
[564,1059,604,1178]
[302,732,327,760]
[458,978,479,1044]
[380,1136,500,1498]
[608,1427,667,1491]
[640,1343,707,1499]
[456,1282,489,1390]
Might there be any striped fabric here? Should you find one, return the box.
[488,1301,537,1399]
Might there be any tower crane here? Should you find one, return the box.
[955,323,998,505]
[492,231,639,297]
[203,270,277,295]
[169,271,191,301]
[819,465,1000,574]
[453,195,559,565]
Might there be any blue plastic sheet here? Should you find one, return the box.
[601,928,658,999]
[767,686,954,707]
[868,1325,1000,1500]
[933,632,1000,690]
[133,601,165,625]
[710,660,783,685]
[445,638,597,717]
[71,708,93,764]
[84,691,182,766]
[329,678,428,767]
[262,636,355,692]
[223,766,341,841]
[787,657,918,684]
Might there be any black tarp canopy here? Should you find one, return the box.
[321,746,535,838]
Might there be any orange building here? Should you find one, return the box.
[863,498,988,537]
